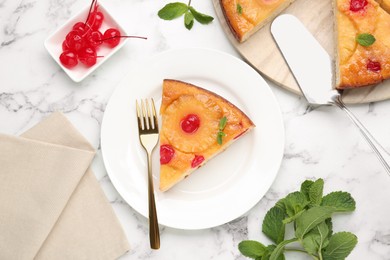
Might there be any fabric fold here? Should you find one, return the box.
[0,112,129,260]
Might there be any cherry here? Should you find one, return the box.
[58,0,146,70]
[62,40,70,51]
[350,0,368,12]
[191,155,205,168]
[86,30,103,48]
[78,47,97,67]
[72,22,91,37]
[367,60,381,72]
[160,145,175,164]
[59,50,78,68]
[103,28,121,48]
[66,30,85,52]
[87,11,104,30]
[180,114,200,134]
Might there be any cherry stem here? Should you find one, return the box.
[81,23,93,38]
[98,35,148,42]
[96,55,104,58]
[84,0,97,26]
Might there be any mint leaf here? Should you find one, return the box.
[300,180,314,200]
[217,131,226,145]
[261,245,273,260]
[184,11,194,30]
[321,191,356,212]
[275,198,286,211]
[238,240,267,259]
[269,238,297,260]
[322,232,358,260]
[262,206,286,244]
[282,191,309,218]
[308,179,324,206]
[262,245,285,260]
[282,209,305,224]
[237,3,243,14]
[302,222,330,255]
[158,2,188,20]
[356,33,376,47]
[219,116,227,130]
[325,218,333,238]
[302,234,319,255]
[295,206,336,239]
[217,117,227,145]
[189,6,214,24]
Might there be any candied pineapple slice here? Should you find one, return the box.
[162,94,223,153]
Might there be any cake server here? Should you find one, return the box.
[271,14,390,176]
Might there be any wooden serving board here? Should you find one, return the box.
[213,0,390,104]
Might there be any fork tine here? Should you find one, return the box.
[151,98,158,131]
[136,100,142,129]
[145,99,152,130]
[141,99,148,130]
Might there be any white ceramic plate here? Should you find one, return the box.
[44,2,128,82]
[101,48,285,230]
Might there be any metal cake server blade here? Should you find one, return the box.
[271,14,390,176]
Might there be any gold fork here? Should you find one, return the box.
[136,98,160,250]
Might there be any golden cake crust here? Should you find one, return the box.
[220,0,294,42]
[159,79,255,191]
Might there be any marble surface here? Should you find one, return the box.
[1,0,390,259]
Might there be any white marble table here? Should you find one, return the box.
[1,0,390,259]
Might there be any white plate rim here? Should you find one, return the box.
[101,48,285,230]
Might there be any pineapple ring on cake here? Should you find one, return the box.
[162,94,223,153]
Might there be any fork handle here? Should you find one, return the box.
[147,153,160,249]
[333,96,390,176]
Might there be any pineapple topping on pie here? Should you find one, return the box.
[159,79,255,192]
[220,0,295,42]
[334,0,390,89]
[219,0,390,89]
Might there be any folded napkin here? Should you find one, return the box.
[0,112,129,259]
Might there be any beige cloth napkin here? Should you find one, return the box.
[0,112,129,259]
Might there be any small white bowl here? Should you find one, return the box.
[44,2,128,82]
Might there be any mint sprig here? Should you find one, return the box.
[237,3,243,14]
[158,1,214,30]
[217,116,227,145]
[356,33,376,47]
[239,179,357,260]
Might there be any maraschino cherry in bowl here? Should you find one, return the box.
[45,0,139,82]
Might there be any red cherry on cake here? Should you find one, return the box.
[180,114,200,134]
[60,50,78,68]
[160,145,175,164]
[191,155,205,168]
[367,60,381,72]
[350,0,368,12]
